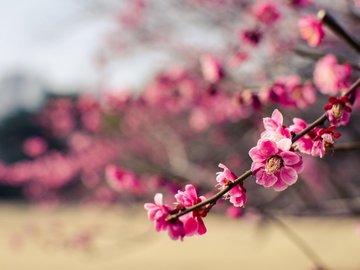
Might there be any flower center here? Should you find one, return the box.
[332,102,344,119]
[265,156,283,174]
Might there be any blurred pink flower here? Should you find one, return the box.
[314,54,352,95]
[240,28,263,47]
[23,137,48,158]
[249,139,303,191]
[226,206,243,219]
[200,54,223,83]
[105,165,142,193]
[252,1,281,25]
[298,16,325,48]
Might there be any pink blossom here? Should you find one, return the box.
[314,54,352,95]
[105,165,142,193]
[175,185,207,236]
[144,193,185,240]
[324,96,352,127]
[240,28,263,47]
[216,163,247,207]
[311,126,341,158]
[249,139,303,191]
[289,118,317,155]
[263,76,316,108]
[200,54,223,83]
[288,0,312,7]
[298,16,325,48]
[252,1,281,25]
[261,109,292,150]
[23,137,48,158]
[226,206,243,219]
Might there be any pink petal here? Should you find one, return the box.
[279,151,300,165]
[263,117,278,130]
[256,170,277,187]
[271,109,283,125]
[249,147,266,162]
[154,193,163,206]
[280,166,298,185]
[258,140,278,156]
[183,217,198,236]
[272,180,288,191]
[196,218,207,235]
[277,138,292,151]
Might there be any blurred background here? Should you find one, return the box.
[0,0,360,269]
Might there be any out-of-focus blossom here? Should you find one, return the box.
[324,96,352,126]
[263,76,316,108]
[314,54,352,95]
[105,165,142,193]
[240,28,263,47]
[249,139,303,191]
[226,206,244,219]
[216,163,247,207]
[288,0,312,7]
[227,51,248,67]
[252,1,281,25]
[298,16,325,47]
[200,54,223,83]
[261,109,292,149]
[23,137,48,158]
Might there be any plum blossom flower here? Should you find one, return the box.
[261,109,292,150]
[311,126,341,158]
[263,76,316,108]
[298,16,325,47]
[240,28,263,47]
[289,118,318,155]
[23,137,48,158]
[252,1,281,26]
[144,193,185,240]
[105,165,142,193]
[314,54,352,95]
[175,185,207,236]
[324,96,352,126]
[216,163,247,207]
[249,139,303,191]
[288,0,312,7]
[200,54,223,83]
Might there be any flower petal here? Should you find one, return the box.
[280,166,298,185]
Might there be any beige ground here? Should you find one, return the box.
[0,204,359,270]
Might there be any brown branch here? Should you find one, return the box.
[166,78,360,222]
[294,48,360,71]
[261,210,327,269]
[318,9,360,54]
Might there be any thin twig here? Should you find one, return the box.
[166,78,360,222]
[318,9,360,54]
[294,48,360,71]
[261,210,327,269]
